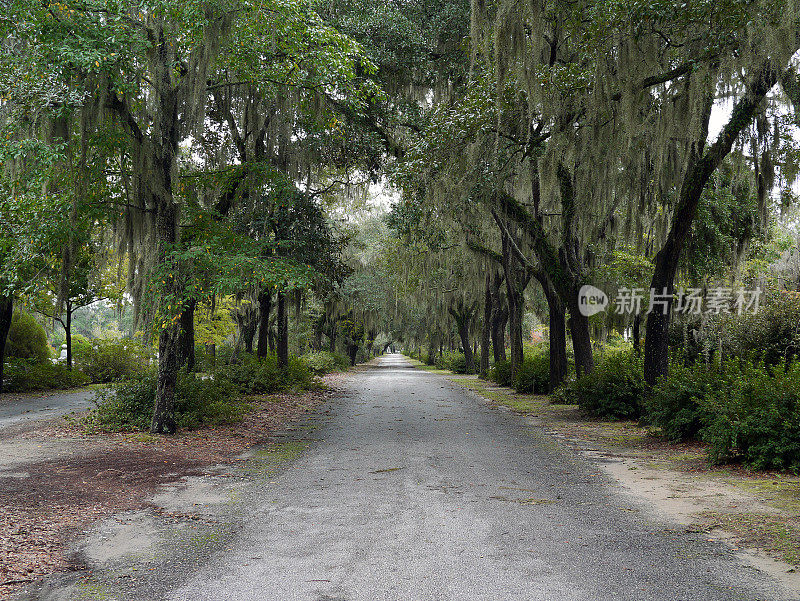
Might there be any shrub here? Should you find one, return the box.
[4,358,89,392]
[566,350,646,419]
[701,360,800,472]
[643,362,723,441]
[514,352,550,394]
[75,339,151,383]
[436,351,470,374]
[215,353,313,394]
[490,359,513,386]
[87,370,245,432]
[301,351,349,375]
[7,310,49,362]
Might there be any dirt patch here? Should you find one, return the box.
[0,377,343,599]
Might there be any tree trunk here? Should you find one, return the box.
[277,290,288,369]
[567,289,594,377]
[427,334,438,366]
[178,299,196,372]
[257,290,272,358]
[328,325,336,353]
[492,307,508,363]
[643,62,780,385]
[242,311,257,355]
[632,314,641,356]
[152,199,180,435]
[458,317,474,373]
[0,296,13,393]
[65,300,73,371]
[540,279,567,391]
[507,294,523,377]
[480,273,491,378]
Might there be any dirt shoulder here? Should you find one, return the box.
[0,374,346,600]
[405,361,800,594]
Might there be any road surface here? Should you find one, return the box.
[0,388,95,430]
[73,355,794,600]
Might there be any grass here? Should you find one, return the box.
[700,511,800,566]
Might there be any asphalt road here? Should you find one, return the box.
[130,355,793,600]
[0,388,95,430]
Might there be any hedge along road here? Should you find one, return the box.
[102,355,791,600]
[0,389,95,430]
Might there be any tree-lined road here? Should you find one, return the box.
[143,355,789,601]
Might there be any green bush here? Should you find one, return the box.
[565,350,646,419]
[435,351,473,374]
[7,310,49,362]
[301,351,349,375]
[643,362,723,442]
[215,353,313,394]
[75,339,151,383]
[701,360,800,472]
[490,359,513,386]
[4,358,89,392]
[514,352,550,394]
[87,370,245,432]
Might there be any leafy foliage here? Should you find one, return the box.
[3,359,89,392]
[87,370,245,432]
[301,350,350,374]
[74,339,152,384]
[214,353,314,394]
[514,352,550,394]
[701,361,800,472]
[561,351,647,419]
[7,310,49,362]
[644,362,725,442]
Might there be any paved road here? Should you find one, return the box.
[0,389,95,430]
[142,355,791,600]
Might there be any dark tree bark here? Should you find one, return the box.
[0,296,13,393]
[328,325,337,352]
[480,272,492,378]
[277,290,289,369]
[535,273,567,391]
[500,233,530,381]
[427,334,438,366]
[178,299,196,372]
[65,300,73,371]
[449,302,475,373]
[257,290,272,358]
[492,306,508,363]
[632,314,641,356]
[567,288,594,376]
[152,202,180,435]
[242,313,257,355]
